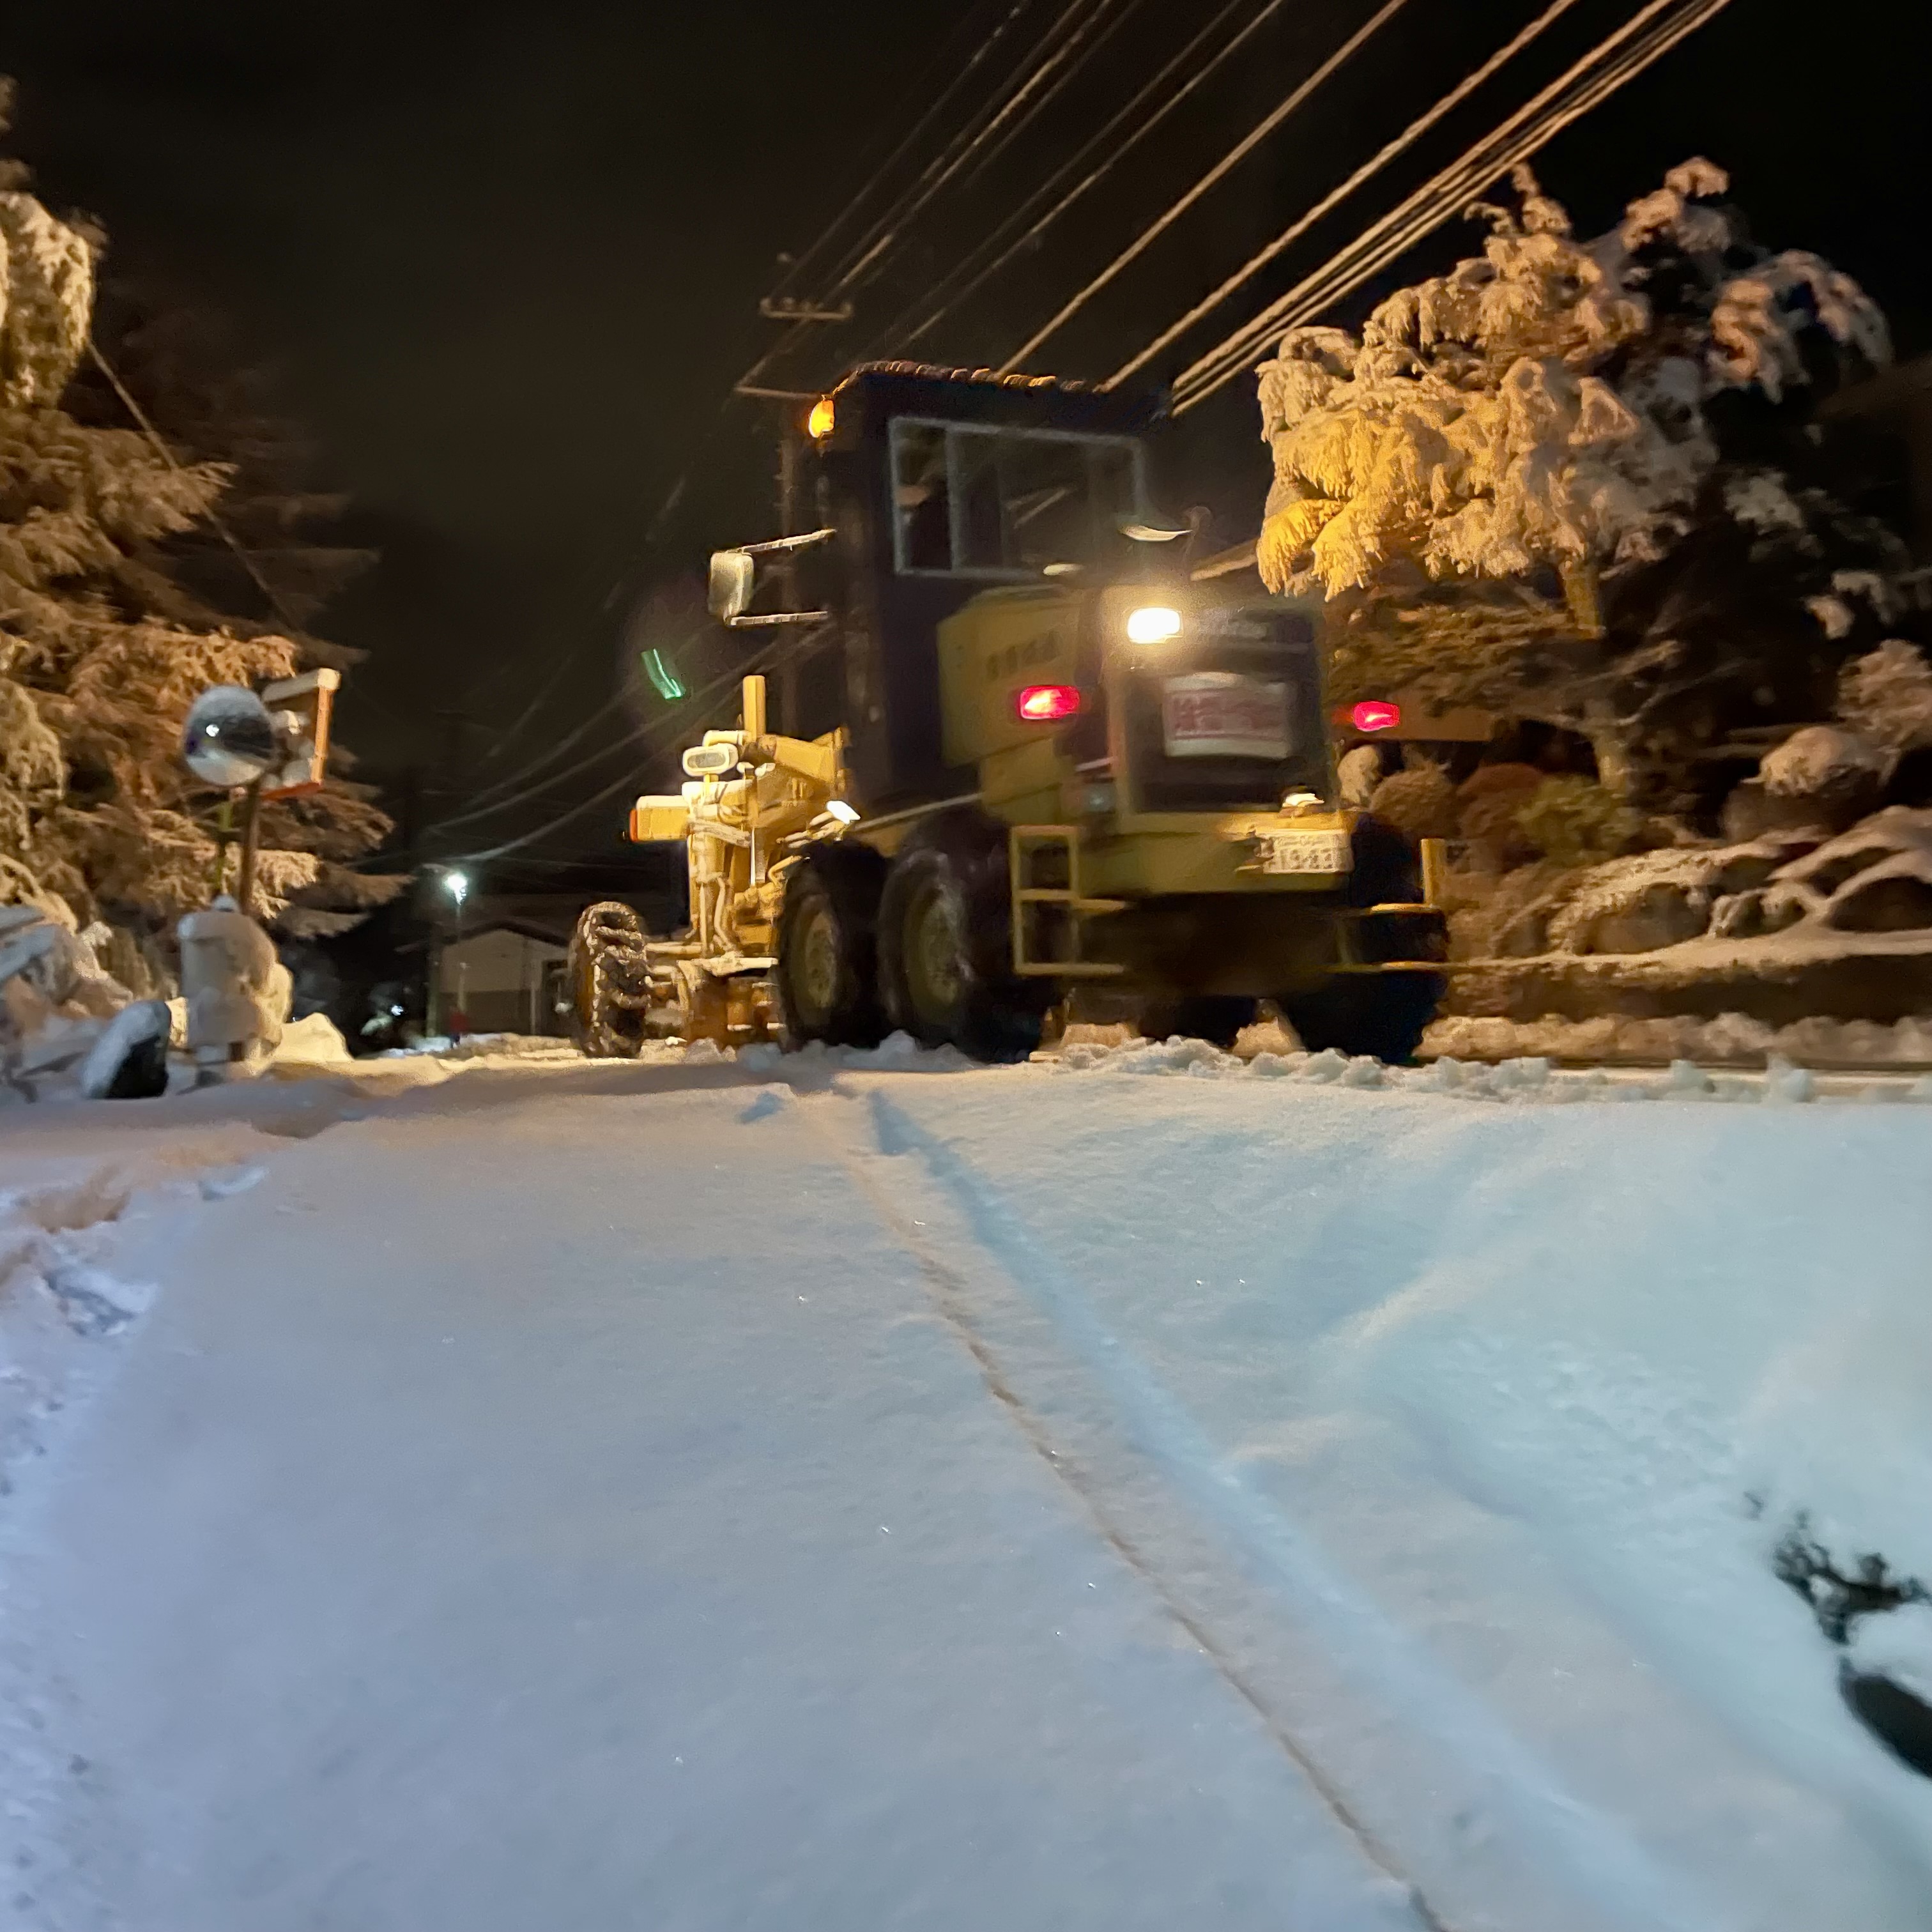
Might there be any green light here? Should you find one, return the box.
[641,648,686,702]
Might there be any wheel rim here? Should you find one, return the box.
[903,882,966,1021]
[792,901,840,1028]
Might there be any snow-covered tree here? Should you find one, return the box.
[1257,161,1903,806]
[0,89,397,959]
[66,284,402,939]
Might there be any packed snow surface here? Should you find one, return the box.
[2,1038,1929,1930]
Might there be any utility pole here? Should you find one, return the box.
[775,430,803,735]
[735,295,854,738]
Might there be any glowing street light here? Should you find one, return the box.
[443,869,470,910]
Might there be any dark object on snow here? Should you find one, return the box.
[1771,1515,1928,1642]
[1841,1664,1932,1780]
[79,1000,171,1100]
[1771,1513,1932,1781]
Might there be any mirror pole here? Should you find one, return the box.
[212,793,235,901]
[236,777,265,918]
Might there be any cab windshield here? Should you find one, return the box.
[889,418,1146,581]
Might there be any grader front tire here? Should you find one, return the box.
[567,901,653,1059]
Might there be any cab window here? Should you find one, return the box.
[889,418,1144,581]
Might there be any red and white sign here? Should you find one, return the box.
[1160,673,1289,760]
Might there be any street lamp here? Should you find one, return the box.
[430,868,473,1038]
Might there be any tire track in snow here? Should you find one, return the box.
[802,1085,1450,1932]
[808,1082,1728,1932]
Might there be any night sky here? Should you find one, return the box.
[8,0,1930,873]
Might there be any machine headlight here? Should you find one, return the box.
[1125,605,1182,645]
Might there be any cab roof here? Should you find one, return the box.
[825,360,1166,443]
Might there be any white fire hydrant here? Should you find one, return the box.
[177,896,286,1083]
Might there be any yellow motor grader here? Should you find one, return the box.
[568,362,1445,1062]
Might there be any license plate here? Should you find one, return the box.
[1261,830,1352,875]
[1161,673,1289,760]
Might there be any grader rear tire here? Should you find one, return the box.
[878,812,1050,1063]
[1275,816,1446,1066]
[776,843,889,1048]
[567,900,653,1059]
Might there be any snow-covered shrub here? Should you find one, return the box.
[1365,760,1457,841]
[1838,640,1932,758]
[1445,858,1583,960]
[1739,726,1892,838]
[1761,808,1932,934]
[1453,762,1543,869]
[1514,776,1643,868]
[1336,742,1384,809]
[1548,843,1796,954]
[1761,726,1890,797]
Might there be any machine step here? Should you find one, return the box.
[1008,824,1128,979]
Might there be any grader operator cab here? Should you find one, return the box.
[567,362,1445,1063]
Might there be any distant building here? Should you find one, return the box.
[438,920,570,1036]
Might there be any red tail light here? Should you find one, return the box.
[1351,700,1402,732]
[1016,684,1081,722]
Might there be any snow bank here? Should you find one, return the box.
[0,1120,269,1494]
[878,1070,1932,1920]
[1425,1009,1932,1067]
[1043,1030,1929,1105]
[267,1011,355,1067]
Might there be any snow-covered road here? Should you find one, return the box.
[3,1046,1930,1931]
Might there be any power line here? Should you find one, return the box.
[737,0,1050,396]
[437,608,712,831]
[1169,0,1732,412]
[868,0,1283,363]
[86,338,422,736]
[431,687,641,830]
[447,627,826,864]
[822,0,1108,302]
[1170,0,1710,404]
[947,0,1148,202]
[999,0,1411,373]
[1106,0,1584,389]
[89,339,307,640]
[745,0,1144,399]
[763,0,1037,307]
[445,325,778,798]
